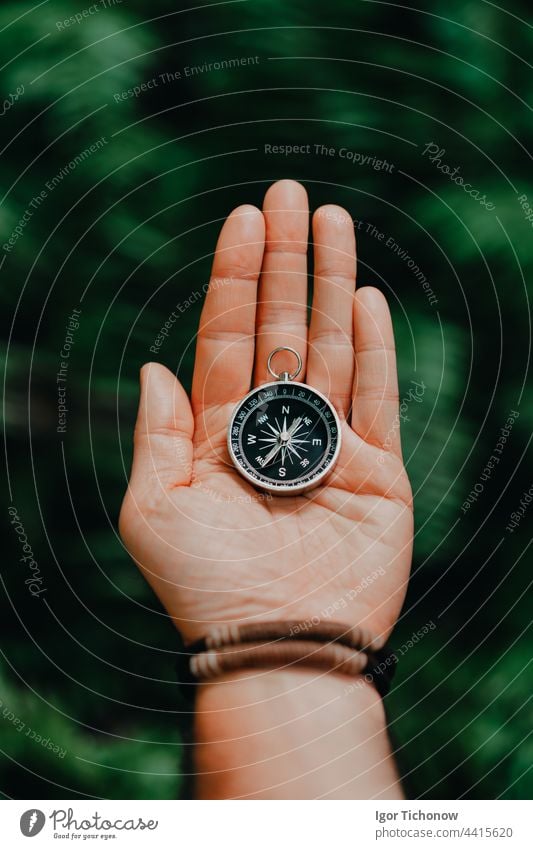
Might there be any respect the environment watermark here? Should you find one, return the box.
[312,208,437,308]
[3,137,108,253]
[363,221,438,307]
[113,56,260,102]
[55,0,123,30]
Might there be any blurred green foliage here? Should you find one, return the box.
[1,0,532,799]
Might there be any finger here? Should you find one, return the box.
[192,205,265,412]
[307,205,356,418]
[253,180,309,384]
[128,363,194,496]
[351,287,401,457]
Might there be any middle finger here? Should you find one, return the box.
[253,179,309,385]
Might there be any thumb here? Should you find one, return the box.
[129,362,194,494]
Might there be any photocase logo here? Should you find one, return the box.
[20,809,45,837]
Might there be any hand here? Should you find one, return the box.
[119,180,413,646]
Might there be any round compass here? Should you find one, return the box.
[227,348,341,495]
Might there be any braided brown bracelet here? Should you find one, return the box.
[176,620,397,697]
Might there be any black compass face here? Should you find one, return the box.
[228,381,341,492]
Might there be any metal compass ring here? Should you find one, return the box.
[267,347,303,381]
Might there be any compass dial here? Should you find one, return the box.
[227,381,341,494]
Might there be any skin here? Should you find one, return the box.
[119,180,414,799]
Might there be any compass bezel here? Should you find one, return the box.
[227,380,342,495]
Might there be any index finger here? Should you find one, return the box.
[192,205,265,415]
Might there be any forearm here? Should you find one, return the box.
[193,667,403,799]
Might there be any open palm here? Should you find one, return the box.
[119,180,413,646]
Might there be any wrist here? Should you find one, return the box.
[195,667,386,729]
[194,667,401,799]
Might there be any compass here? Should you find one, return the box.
[227,347,342,495]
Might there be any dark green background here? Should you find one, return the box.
[1,0,532,799]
